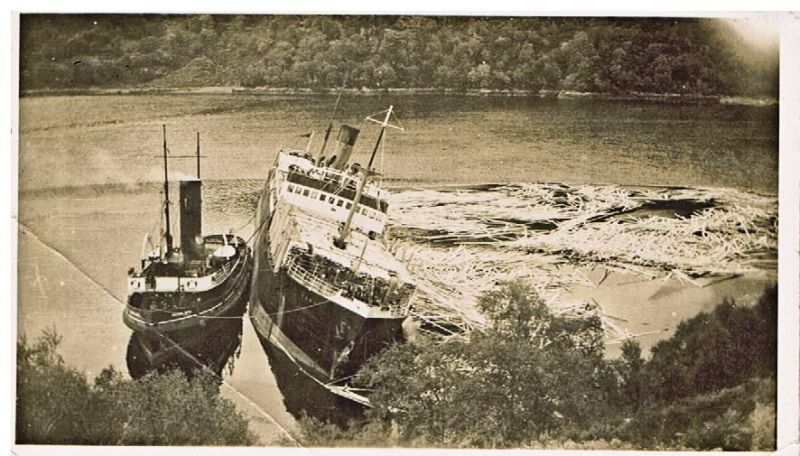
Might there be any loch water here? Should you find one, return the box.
[17,93,778,443]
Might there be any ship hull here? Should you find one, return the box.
[250,251,404,384]
[123,243,252,335]
[256,331,367,424]
[249,187,405,387]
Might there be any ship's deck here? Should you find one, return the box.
[135,234,246,279]
[277,151,385,202]
[286,205,412,283]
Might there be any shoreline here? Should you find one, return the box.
[18,86,778,106]
[17,178,780,200]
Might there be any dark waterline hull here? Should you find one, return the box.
[126,290,248,367]
[249,186,405,393]
[249,246,405,385]
[256,331,367,425]
[123,243,252,335]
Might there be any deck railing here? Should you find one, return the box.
[284,254,340,298]
[283,252,410,318]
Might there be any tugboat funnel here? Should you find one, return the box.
[179,179,203,263]
[330,125,360,170]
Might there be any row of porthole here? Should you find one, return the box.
[286,183,383,221]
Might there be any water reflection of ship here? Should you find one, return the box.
[249,105,416,406]
[256,331,365,426]
[126,302,245,379]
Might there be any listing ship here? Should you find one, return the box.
[124,126,252,365]
[249,106,416,405]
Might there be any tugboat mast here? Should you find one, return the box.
[196,131,201,179]
[162,124,173,254]
[334,105,400,249]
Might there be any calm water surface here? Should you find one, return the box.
[16,94,778,443]
[19,94,777,193]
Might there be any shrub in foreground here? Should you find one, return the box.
[16,329,256,446]
[354,280,614,447]
[329,281,778,450]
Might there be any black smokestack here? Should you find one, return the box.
[179,180,203,263]
[330,125,360,170]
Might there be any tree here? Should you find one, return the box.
[16,330,256,445]
[467,62,492,89]
[557,31,598,91]
[617,339,645,412]
[355,280,611,447]
[306,283,776,450]
[19,15,778,96]
[645,285,777,403]
[16,330,94,444]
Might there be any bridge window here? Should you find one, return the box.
[346,202,352,209]
[319,193,326,201]
[303,188,310,197]
[336,199,344,207]
[288,184,295,192]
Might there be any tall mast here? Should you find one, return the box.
[334,105,398,249]
[162,125,173,253]
[196,132,201,179]
[318,82,346,157]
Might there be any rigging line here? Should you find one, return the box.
[199,295,333,321]
[22,218,300,445]
[378,129,385,190]
[168,201,178,243]
[148,202,163,242]
[390,110,404,130]
[232,211,257,237]
[325,372,377,390]
[245,209,271,245]
[365,107,391,120]
[330,179,347,197]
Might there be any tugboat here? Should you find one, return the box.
[249,106,416,406]
[124,126,252,365]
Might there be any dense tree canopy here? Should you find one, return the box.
[327,282,778,450]
[20,15,777,96]
[16,330,255,445]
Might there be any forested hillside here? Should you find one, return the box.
[20,15,777,96]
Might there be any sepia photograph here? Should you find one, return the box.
[11,11,795,451]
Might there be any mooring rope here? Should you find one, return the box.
[17,221,304,447]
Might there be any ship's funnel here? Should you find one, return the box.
[330,125,360,170]
[179,180,203,263]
